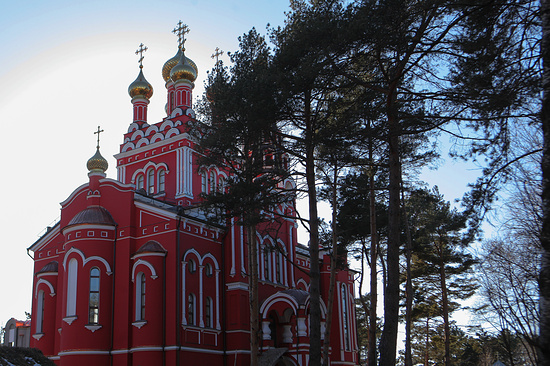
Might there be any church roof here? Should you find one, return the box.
[36,261,58,274]
[67,206,116,227]
[135,241,167,254]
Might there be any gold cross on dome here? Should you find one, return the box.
[135,43,148,69]
[94,126,104,149]
[172,20,190,50]
[211,47,224,64]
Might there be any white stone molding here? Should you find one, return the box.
[35,279,55,297]
[131,259,157,281]
[85,324,102,333]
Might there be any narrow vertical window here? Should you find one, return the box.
[188,293,195,326]
[66,258,78,317]
[158,169,166,192]
[205,297,212,328]
[136,272,146,321]
[275,252,281,284]
[263,249,270,281]
[209,171,216,192]
[218,177,225,193]
[201,171,207,193]
[89,268,100,324]
[137,175,144,190]
[36,290,45,333]
[147,169,155,194]
[342,285,350,350]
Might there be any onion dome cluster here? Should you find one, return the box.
[162,48,198,84]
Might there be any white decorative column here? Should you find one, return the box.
[282,324,293,343]
[262,321,272,341]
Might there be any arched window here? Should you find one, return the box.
[136,272,146,321]
[88,268,100,324]
[137,175,144,190]
[209,171,216,192]
[205,297,213,328]
[36,290,45,334]
[147,169,155,194]
[201,171,208,193]
[341,285,350,350]
[66,258,78,317]
[218,176,225,193]
[188,259,196,274]
[205,263,213,277]
[158,169,166,193]
[187,293,196,326]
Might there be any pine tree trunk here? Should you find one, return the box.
[322,166,340,365]
[379,89,401,366]
[541,2,550,365]
[305,88,322,365]
[439,248,451,366]
[403,192,413,366]
[247,224,260,366]
[368,137,378,366]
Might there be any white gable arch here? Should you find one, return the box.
[35,278,55,297]
[63,247,85,270]
[122,142,135,152]
[165,128,180,139]
[260,293,298,318]
[131,130,145,141]
[150,133,165,143]
[160,120,174,131]
[132,259,158,281]
[84,256,112,275]
[145,125,159,136]
[183,248,201,262]
[136,138,150,148]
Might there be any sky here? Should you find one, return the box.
[0,0,482,335]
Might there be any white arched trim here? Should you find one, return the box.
[85,256,112,275]
[160,120,174,131]
[63,247,85,270]
[145,125,159,136]
[136,138,150,148]
[62,248,112,274]
[165,128,180,139]
[183,248,201,262]
[304,296,328,319]
[170,107,184,118]
[260,293,299,319]
[127,122,140,133]
[132,259,158,281]
[200,253,220,269]
[35,278,55,297]
[122,142,135,152]
[150,133,165,143]
[131,130,145,140]
[130,162,169,183]
[296,278,309,291]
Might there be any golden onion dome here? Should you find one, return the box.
[162,48,198,82]
[87,148,108,173]
[128,68,153,99]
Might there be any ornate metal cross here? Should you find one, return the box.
[172,20,190,50]
[135,43,148,69]
[94,126,104,149]
[211,47,224,64]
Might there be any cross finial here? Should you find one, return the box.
[135,43,148,69]
[172,21,190,51]
[211,47,224,64]
[94,126,104,149]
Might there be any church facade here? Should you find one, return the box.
[28,23,359,366]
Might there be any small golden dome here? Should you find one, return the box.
[170,50,197,83]
[162,48,198,82]
[128,68,153,99]
[87,148,108,173]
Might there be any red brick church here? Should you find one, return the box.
[28,22,359,366]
